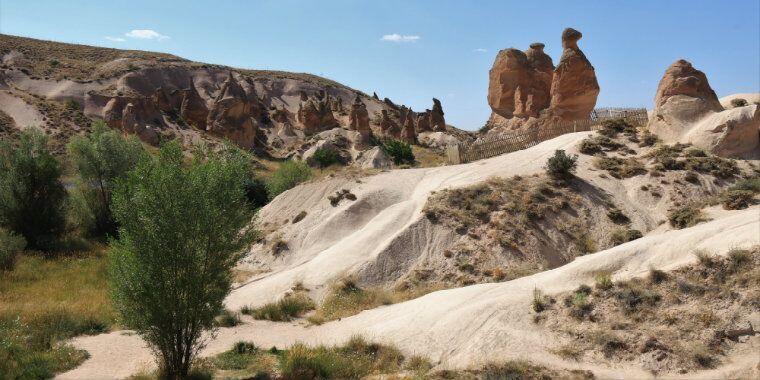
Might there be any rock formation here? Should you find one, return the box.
[548,28,600,121]
[379,109,400,138]
[485,28,599,131]
[430,98,446,131]
[648,60,759,157]
[296,90,338,135]
[179,84,208,129]
[205,72,263,149]
[401,109,417,144]
[416,110,431,132]
[348,95,372,143]
[103,96,161,145]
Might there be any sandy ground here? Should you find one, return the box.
[58,205,760,379]
[0,90,44,129]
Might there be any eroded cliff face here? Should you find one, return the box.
[0,34,466,158]
[486,27,599,133]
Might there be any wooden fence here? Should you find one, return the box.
[446,108,648,164]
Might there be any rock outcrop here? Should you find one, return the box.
[430,98,446,131]
[348,95,372,143]
[401,109,417,144]
[548,28,600,121]
[103,96,161,145]
[179,84,208,129]
[205,72,263,148]
[485,28,599,131]
[416,110,431,132]
[648,60,759,157]
[296,90,338,136]
[379,109,400,138]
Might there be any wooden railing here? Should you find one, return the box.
[446,108,648,164]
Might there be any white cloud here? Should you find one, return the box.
[105,36,126,42]
[473,48,488,53]
[380,34,420,43]
[125,29,169,40]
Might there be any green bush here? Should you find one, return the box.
[67,121,146,237]
[245,294,315,322]
[242,177,269,209]
[312,148,340,169]
[545,150,578,180]
[721,189,755,210]
[378,138,414,165]
[0,228,25,271]
[266,160,312,198]
[0,128,67,250]
[668,205,702,229]
[109,142,258,379]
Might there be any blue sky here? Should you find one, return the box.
[1,0,758,130]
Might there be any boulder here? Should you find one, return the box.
[548,28,600,121]
[354,146,392,169]
[430,98,446,131]
[683,105,760,158]
[205,72,262,149]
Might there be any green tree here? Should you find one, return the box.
[545,149,578,181]
[67,121,146,236]
[0,128,66,249]
[378,138,415,165]
[109,142,257,379]
[266,160,312,198]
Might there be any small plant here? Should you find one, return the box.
[688,343,714,367]
[721,189,754,210]
[532,288,549,313]
[242,177,269,209]
[648,268,668,284]
[693,250,716,267]
[214,310,241,327]
[311,147,340,169]
[594,272,613,291]
[727,248,751,272]
[610,229,642,246]
[0,228,26,271]
[266,160,312,198]
[730,98,748,108]
[545,150,578,181]
[668,205,703,229]
[245,294,315,321]
[606,207,630,224]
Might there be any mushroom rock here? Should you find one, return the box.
[525,43,554,75]
[179,84,208,129]
[205,72,261,148]
[415,110,431,132]
[121,102,159,145]
[401,109,417,144]
[487,48,550,119]
[648,60,758,157]
[296,91,338,136]
[379,109,400,138]
[430,98,446,130]
[548,28,600,121]
[348,95,372,143]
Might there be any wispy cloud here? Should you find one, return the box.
[473,48,488,52]
[105,36,126,42]
[380,34,420,43]
[125,29,170,40]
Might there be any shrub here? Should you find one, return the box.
[578,136,623,155]
[109,142,258,379]
[597,118,635,137]
[378,138,415,165]
[606,208,630,224]
[311,147,339,168]
[729,177,760,192]
[721,189,754,210]
[245,294,315,321]
[0,228,26,271]
[545,150,578,180]
[265,160,312,198]
[0,128,67,249]
[214,310,241,327]
[648,268,668,284]
[242,177,269,209]
[610,229,642,246]
[614,286,661,313]
[593,156,645,178]
[730,98,748,107]
[532,288,549,313]
[67,121,146,237]
[668,205,703,229]
[595,272,614,291]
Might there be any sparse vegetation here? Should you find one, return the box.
[609,228,642,246]
[377,138,415,165]
[245,294,315,322]
[265,160,312,198]
[594,272,613,291]
[730,98,748,107]
[593,156,645,178]
[0,128,67,250]
[311,147,340,169]
[0,228,25,271]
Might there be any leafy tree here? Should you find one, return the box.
[0,128,66,249]
[312,147,339,169]
[266,160,312,198]
[0,228,26,271]
[545,149,578,181]
[109,142,257,379]
[242,177,269,209]
[67,121,146,236]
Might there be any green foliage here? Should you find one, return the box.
[0,128,66,250]
[311,147,340,169]
[67,121,146,237]
[265,160,312,198]
[109,142,257,379]
[378,138,415,165]
[242,177,269,209]
[668,205,703,229]
[245,294,315,321]
[594,272,614,291]
[545,150,578,180]
[0,228,25,271]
